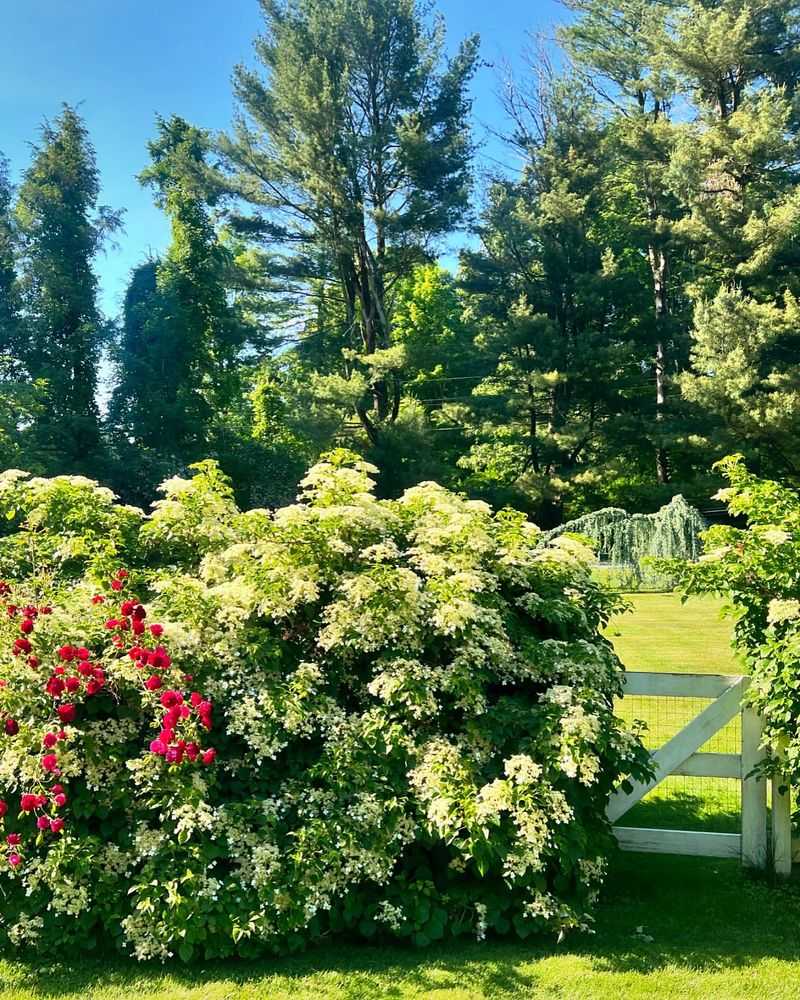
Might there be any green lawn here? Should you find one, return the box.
[605,592,742,675]
[2,593,798,999]
[1,854,798,999]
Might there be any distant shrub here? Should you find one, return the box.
[0,454,648,960]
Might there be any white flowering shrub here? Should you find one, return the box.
[0,452,649,960]
[677,456,800,787]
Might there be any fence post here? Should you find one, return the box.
[771,738,792,878]
[741,697,767,870]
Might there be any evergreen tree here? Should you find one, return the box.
[15,106,121,470]
[112,116,238,456]
[221,0,478,446]
[561,0,685,486]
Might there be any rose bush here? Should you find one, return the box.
[0,453,648,960]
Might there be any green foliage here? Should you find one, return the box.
[543,495,706,568]
[14,106,122,472]
[677,456,800,786]
[221,0,478,441]
[0,452,648,959]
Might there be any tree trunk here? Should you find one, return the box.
[648,243,670,484]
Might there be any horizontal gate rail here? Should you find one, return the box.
[613,826,742,859]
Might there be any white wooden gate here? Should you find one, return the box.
[609,671,792,876]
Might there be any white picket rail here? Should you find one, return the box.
[610,671,792,875]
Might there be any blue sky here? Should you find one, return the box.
[1,0,566,316]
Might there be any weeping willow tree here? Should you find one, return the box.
[541,495,706,566]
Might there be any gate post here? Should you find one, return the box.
[771,738,792,878]
[741,696,767,870]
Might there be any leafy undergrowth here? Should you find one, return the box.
[0,852,798,999]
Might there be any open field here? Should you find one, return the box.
[605,592,742,675]
[2,592,797,1000]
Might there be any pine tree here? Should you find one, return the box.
[561,0,685,486]
[221,0,478,445]
[15,106,121,470]
[112,116,240,457]
[0,155,20,356]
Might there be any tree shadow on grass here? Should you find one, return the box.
[4,853,800,999]
[621,788,741,834]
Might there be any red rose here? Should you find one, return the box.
[49,818,64,833]
[145,675,162,691]
[165,746,183,764]
[111,580,123,592]
[4,719,18,736]
[77,662,93,677]
[53,793,67,808]
[148,647,171,670]
[39,606,52,615]
[20,618,34,634]
[19,794,37,812]
[185,742,199,761]
[120,599,136,616]
[65,677,80,693]
[117,569,129,579]
[6,833,21,845]
[45,677,65,697]
[160,691,182,709]
[132,619,145,636]
[91,595,105,605]
[41,753,58,772]
[0,800,7,817]
[201,748,217,765]
[58,646,76,662]
[14,638,31,654]
[57,704,76,724]
[36,815,50,830]
[76,647,90,661]
[149,624,164,637]
[149,739,167,755]
[132,605,146,621]
[43,733,57,749]
[50,784,63,795]
[28,656,40,669]
[7,853,21,867]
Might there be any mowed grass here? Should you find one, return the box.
[2,853,800,999]
[2,593,798,999]
[605,592,742,675]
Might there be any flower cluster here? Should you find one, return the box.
[0,452,649,961]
